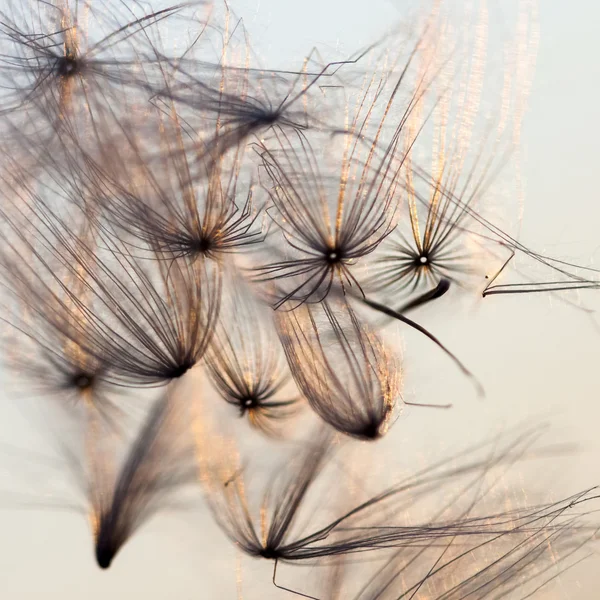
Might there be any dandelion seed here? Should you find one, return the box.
[86,113,265,265]
[0,179,125,421]
[276,298,401,440]
[206,273,300,437]
[87,392,196,569]
[0,0,193,134]
[198,424,599,599]
[156,28,374,164]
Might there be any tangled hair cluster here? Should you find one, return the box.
[0,0,598,597]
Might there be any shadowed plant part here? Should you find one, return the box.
[205,274,300,437]
[86,392,197,569]
[275,299,401,440]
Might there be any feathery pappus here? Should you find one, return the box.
[205,271,301,437]
[276,298,401,440]
[0,1,202,147]
[197,425,599,599]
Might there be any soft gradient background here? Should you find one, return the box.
[0,0,599,598]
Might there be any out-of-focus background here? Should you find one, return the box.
[0,0,599,598]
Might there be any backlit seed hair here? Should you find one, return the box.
[60,232,223,387]
[401,167,600,301]
[199,428,336,563]
[361,13,494,302]
[367,154,489,301]
[276,298,401,440]
[205,273,300,436]
[198,425,599,599]
[0,175,125,419]
[321,489,598,600]
[85,113,264,264]
[154,26,372,164]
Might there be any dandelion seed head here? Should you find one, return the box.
[0,4,595,594]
